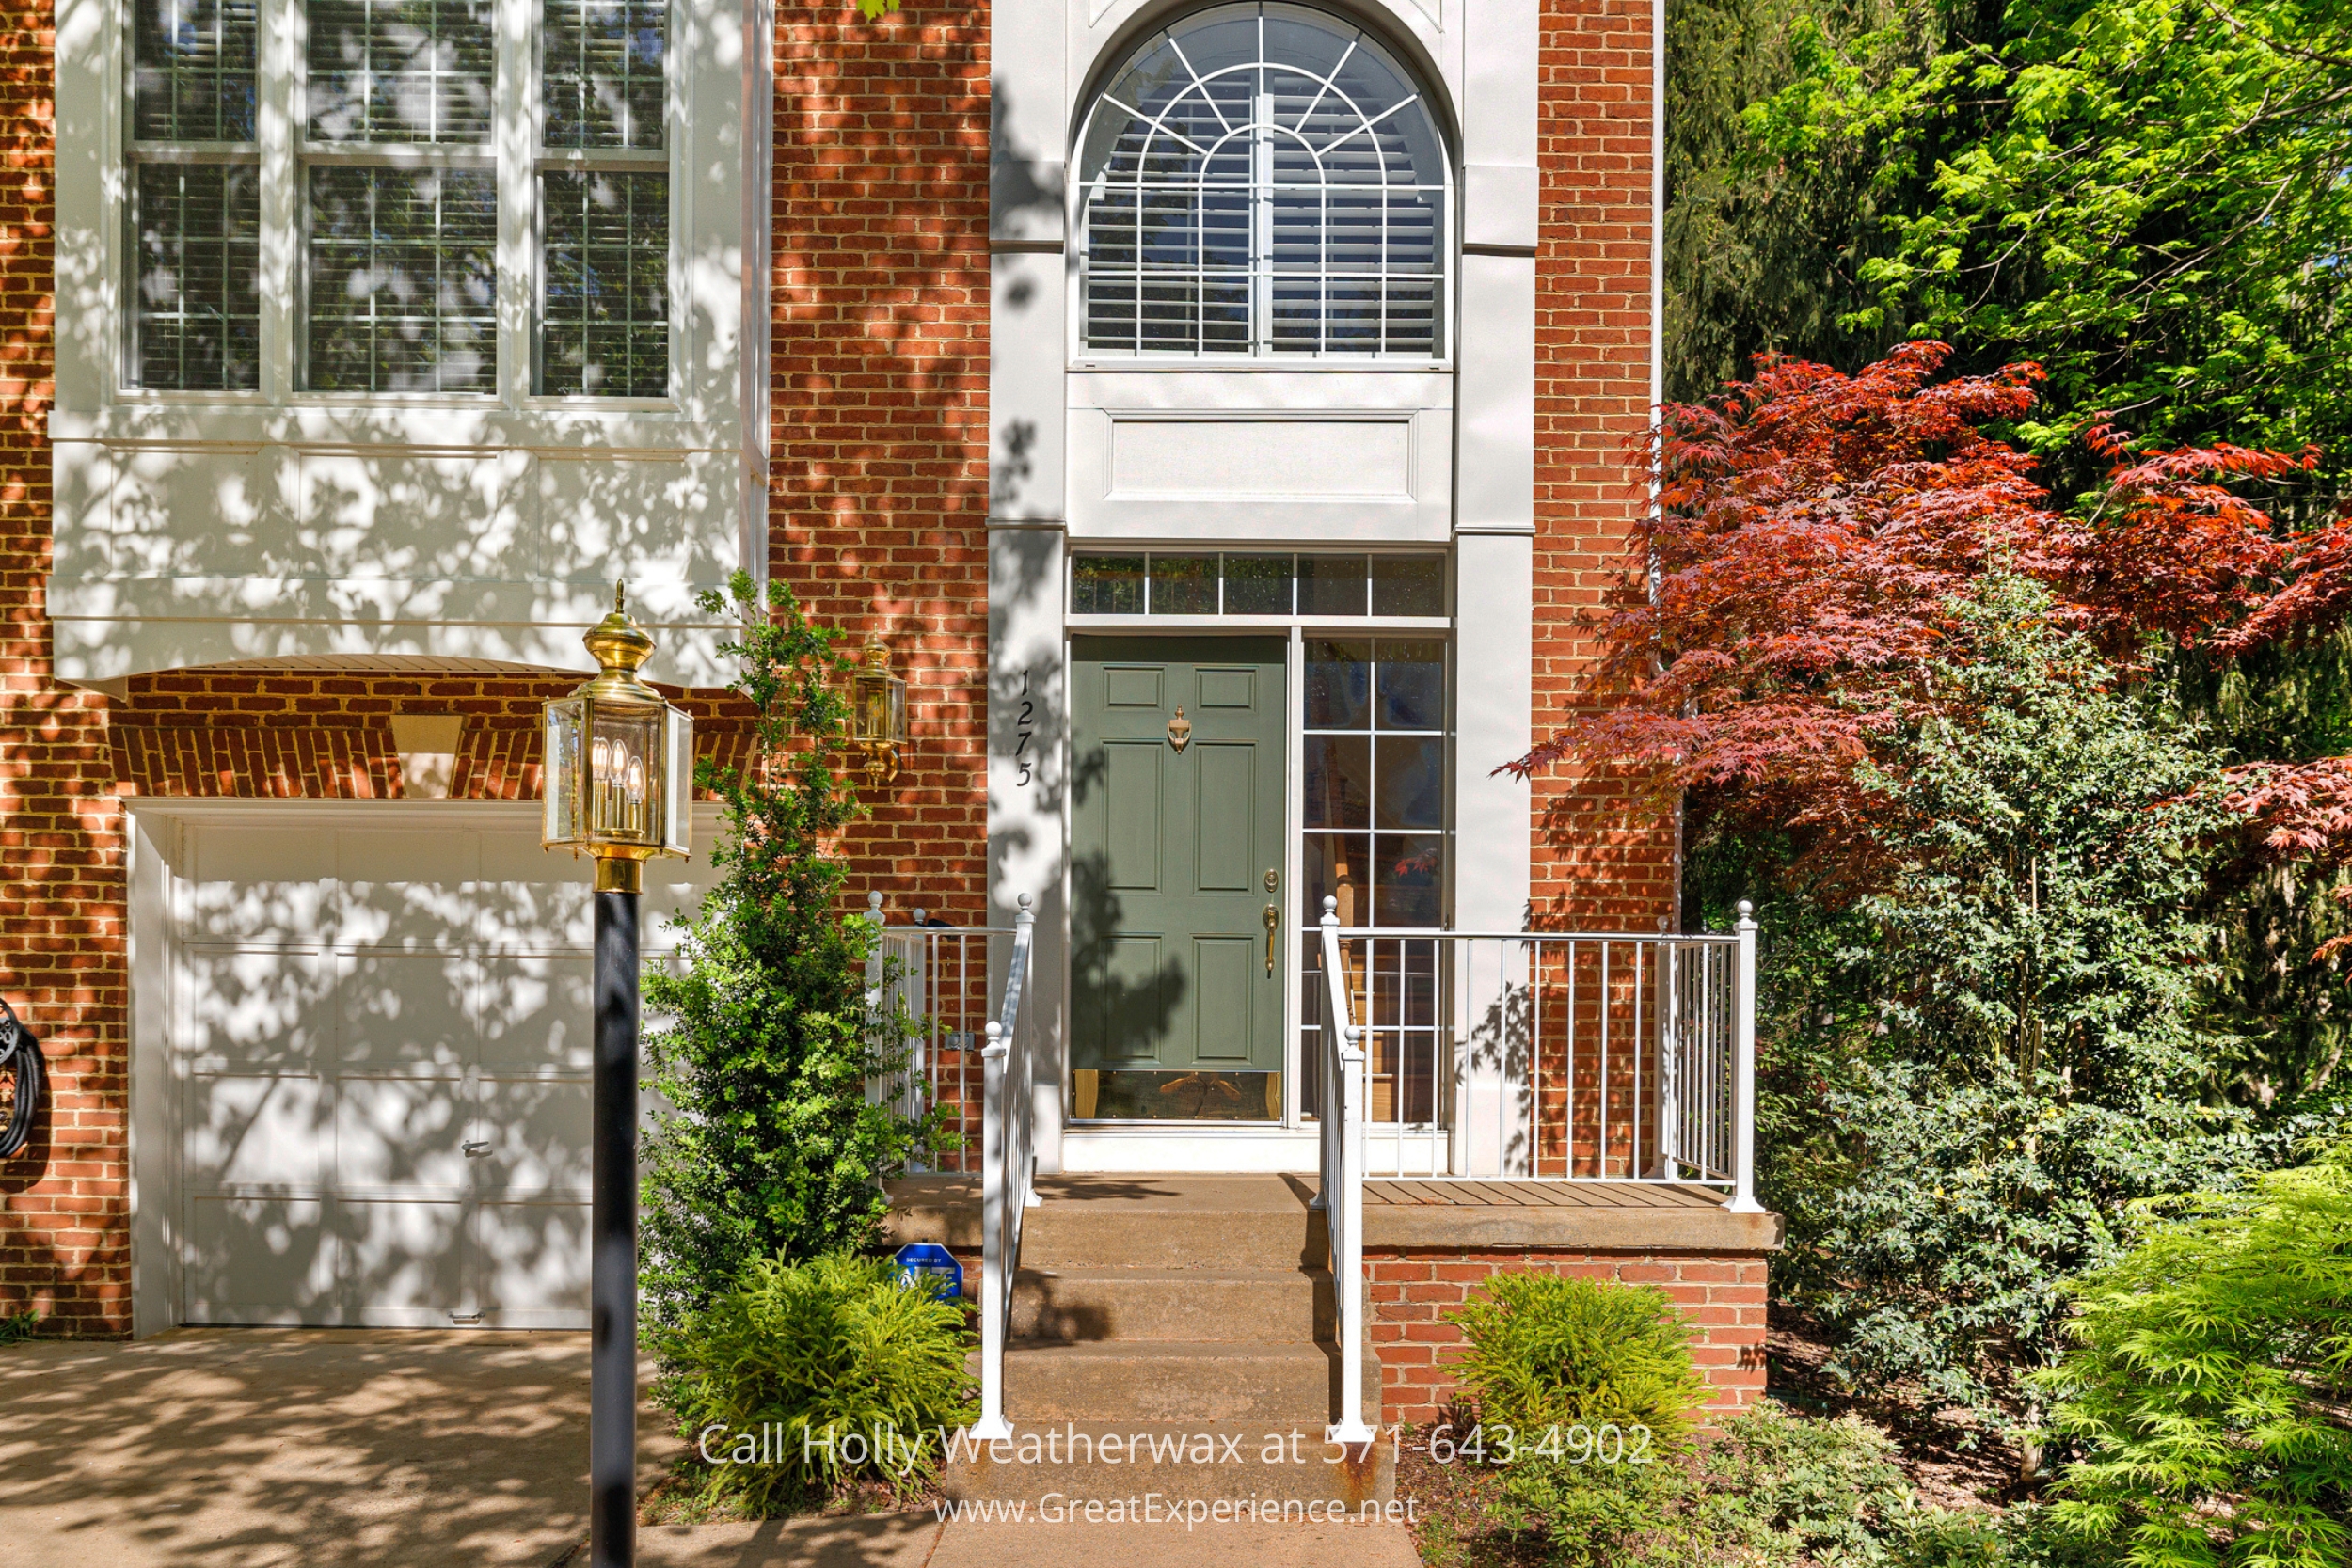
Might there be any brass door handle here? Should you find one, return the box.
[1263,904,1280,976]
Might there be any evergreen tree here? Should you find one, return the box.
[639,573,936,1326]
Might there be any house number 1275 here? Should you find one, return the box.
[1014,672,1036,787]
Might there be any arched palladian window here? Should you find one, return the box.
[1075,3,1451,360]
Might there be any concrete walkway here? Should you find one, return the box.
[0,1331,1422,1568]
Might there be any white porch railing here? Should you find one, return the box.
[1311,896,1762,1446]
[865,895,1029,1176]
[1305,901,1762,1206]
[864,892,1036,1442]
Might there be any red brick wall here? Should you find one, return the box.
[109,669,752,802]
[1530,0,1677,930]
[770,3,992,926]
[1369,1249,1770,1430]
[0,0,119,1336]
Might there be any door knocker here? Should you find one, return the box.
[1166,706,1192,752]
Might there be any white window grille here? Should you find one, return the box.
[1074,1,1452,361]
[127,0,262,390]
[300,0,496,392]
[125,0,669,397]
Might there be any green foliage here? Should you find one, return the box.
[1689,1403,1918,1566]
[1450,1273,1708,1568]
[1665,0,1953,399]
[1758,581,2258,1418]
[640,572,938,1329]
[0,1309,40,1345]
[652,1251,975,1513]
[1724,0,2352,500]
[2030,1141,2352,1568]
[1449,1272,1713,1438]
[1483,1397,1943,1568]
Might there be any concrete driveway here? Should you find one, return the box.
[0,1329,671,1568]
[0,1331,1428,1568]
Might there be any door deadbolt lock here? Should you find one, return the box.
[1263,903,1280,976]
[1263,868,1279,892]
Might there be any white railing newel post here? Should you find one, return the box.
[1728,901,1764,1213]
[1329,1019,1375,1446]
[974,1018,1012,1440]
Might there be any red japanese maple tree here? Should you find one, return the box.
[1506,341,2346,881]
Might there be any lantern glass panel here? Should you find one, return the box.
[587,702,664,846]
[543,696,587,846]
[661,705,693,856]
[853,671,903,744]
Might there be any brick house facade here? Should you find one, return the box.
[3,0,1768,1425]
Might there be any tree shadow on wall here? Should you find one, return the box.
[1068,744,1186,1069]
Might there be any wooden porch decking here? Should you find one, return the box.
[884,1173,1782,1254]
[1362,1179,1733,1210]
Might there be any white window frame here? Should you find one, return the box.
[107,0,685,409]
[1067,0,1457,372]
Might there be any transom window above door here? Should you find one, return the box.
[1072,550,1447,618]
[126,0,670,397]
[1074,2,1452,361]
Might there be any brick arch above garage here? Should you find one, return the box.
[104,666,756,803]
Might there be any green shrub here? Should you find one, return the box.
[640,572,941,1329]
[1449,1272,1712,1439]
[652,1250,975,1514]
[1475,1393,1936,1568]
[1692,1402,1915,1566]
[2030,1140,2352,1568]
[1448,1273,1710,1567]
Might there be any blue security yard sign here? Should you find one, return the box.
[893,1243,964,1302]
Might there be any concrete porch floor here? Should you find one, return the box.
[0,1329,1426,1568]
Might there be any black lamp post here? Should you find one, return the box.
[541,584,692,1568]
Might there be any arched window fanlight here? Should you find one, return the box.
[1075,2,1451,360]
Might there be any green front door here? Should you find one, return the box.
[1071,637,1287,1121]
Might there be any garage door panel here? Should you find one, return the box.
[339,953,475,1067]
[169,807,714,1330]
[475,831,594,949]
[336,829,482,949]
[642,859,718,955]
[337,1197,469,1321]
[184,1196,332,1323]
[477,956,593,1071]
[475,1074,592,1195]
[187,828,337,943]
[334,1073,472,1193]
[181,948,336,1067]
[476,1198,589,1324]
[184,1072,327,1187]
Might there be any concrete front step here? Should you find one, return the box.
[1017,1204,1328,1272]
[940,1420,1395,1508]
[1010,1265,1336,1343]
[1001,1339,1383,1426]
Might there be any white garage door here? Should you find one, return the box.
[169,806,718,1328]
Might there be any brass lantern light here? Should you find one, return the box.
[849,635,908,786]
[541,582,694,893]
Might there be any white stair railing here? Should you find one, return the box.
[1317,895,1375,1447]
[973,894,1036,1441]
